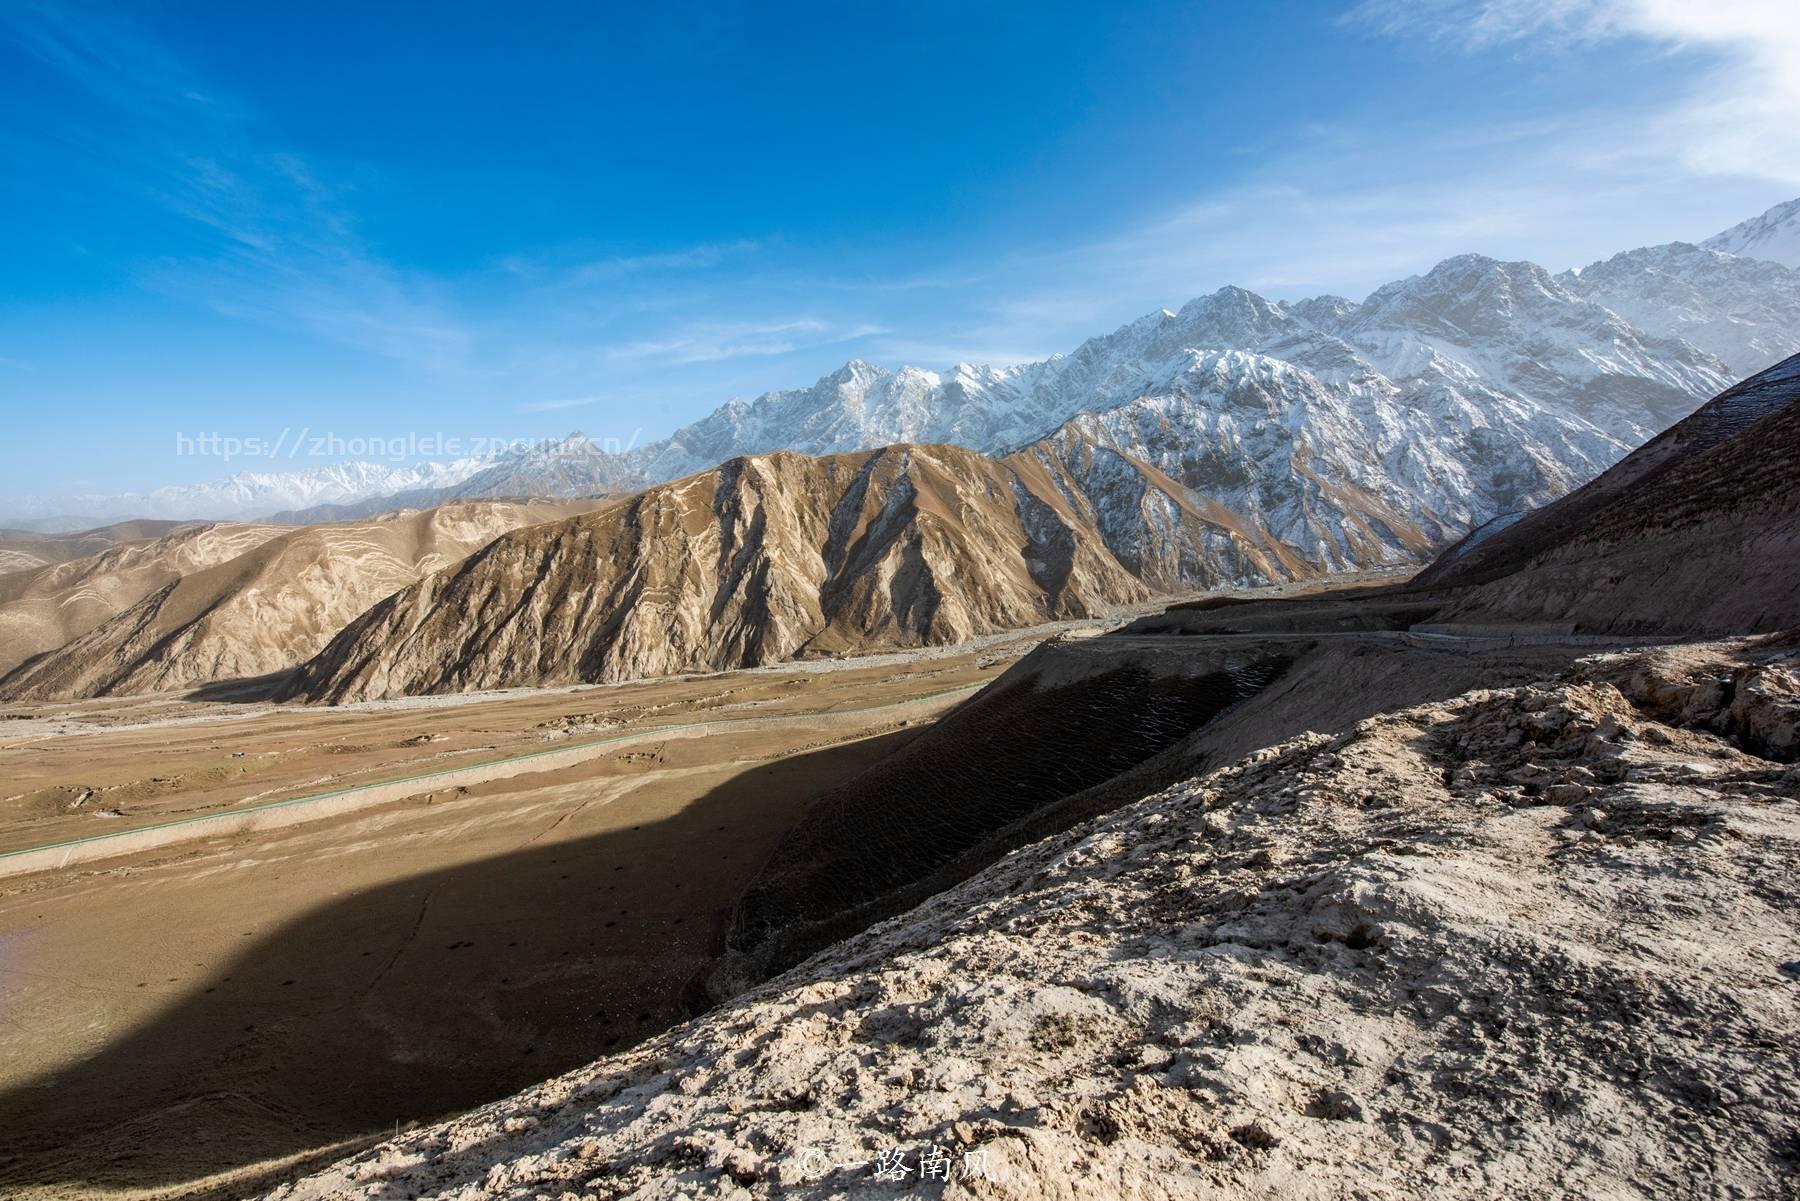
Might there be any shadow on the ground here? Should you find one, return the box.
[185,669,298,703]
[0,730,913,1198]
[719,657,1289,988]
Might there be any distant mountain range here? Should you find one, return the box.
[0,500,606,700]
[0,459,486,530]
[10,200,1799,585]
[6,254,1796,700]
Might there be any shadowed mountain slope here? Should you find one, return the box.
[1417,352,1800,635]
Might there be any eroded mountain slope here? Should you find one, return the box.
[0,520,286,676]
[282,446,1168,703]
[0,500,604,700]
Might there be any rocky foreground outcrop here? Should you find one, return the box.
[269,637,1800,1200]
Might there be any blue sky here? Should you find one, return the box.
[2,0,1797,495]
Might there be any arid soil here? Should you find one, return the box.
[0,646,1034,1200]
[267,636,1800,1201]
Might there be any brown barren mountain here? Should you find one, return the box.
[0,520,287,677]
[0,500,606,701]
[281,445,1205,703]
[0,518,202,576]
[1420,351,1800,634]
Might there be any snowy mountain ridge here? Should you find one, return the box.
[1701,196,1800,268]
[580,248,1761,578]
[1,457,489,529]
[13,200,1799,576]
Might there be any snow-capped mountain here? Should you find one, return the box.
[628,359,1064,482]
[439,434,645,500]
[570,250,1739,583]
[1702,197,1800,268]
[1,458,487,527]
[18,199,1798,588]
[637,254,1730,472]
[268,434,647,524]
[1561,242,1800,376]
[1001,258,1738,576]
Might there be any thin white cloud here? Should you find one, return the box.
[6,0,1792,459]
[571,241,761,283]
[1349,0,1800,186]
[609,319,888,365]
[516,395,599,413]
[1,1,231,116]
[1,5,475,373]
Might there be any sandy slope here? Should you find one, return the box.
[267,637,1799,1200]
[0,520,287,676]
[0,501,606,701]
[0,519,200,576]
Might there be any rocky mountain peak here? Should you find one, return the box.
[1702,196,1800,268]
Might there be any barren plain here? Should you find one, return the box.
[0,635,1059,1199]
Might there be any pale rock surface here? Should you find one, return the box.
[268,638,1800,1200]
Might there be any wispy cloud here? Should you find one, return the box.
[1348,0,1800,186]
[4,0,1791,468]
[516,395,599,413]
[571,241,761,284]
[1,0,234,116]
[609,319,888,365]
[495,240,764,287]
[1,4,474,372]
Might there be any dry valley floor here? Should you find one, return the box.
[0,644,1038,1199]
